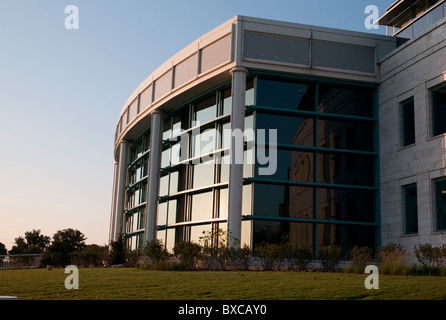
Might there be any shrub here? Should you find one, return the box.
[227,244,252,271]
[284,244,313,271]
[377,242,409,275]
[141,239,170,270]
[173,241,202,271]
[199,229,228,271]
[318,244,342,272]
[414,243,446,275]
[255,243,285,271]
[346,246,373,273]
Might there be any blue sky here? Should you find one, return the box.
[0,0,393,250]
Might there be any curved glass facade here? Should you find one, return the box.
[122,74,378,257]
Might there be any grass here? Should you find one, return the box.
[1,268,446,300]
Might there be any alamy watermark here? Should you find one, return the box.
[364,5,379,30]
[65,5,79,30]
[167,123,278,176]
[64,265,79,290]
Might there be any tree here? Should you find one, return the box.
[0,242,7,255]
[9,230,50,254]
[41,228,86,267]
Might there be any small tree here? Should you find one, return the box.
[76,244,108,267]
[41,228,86,267]
[0,242,7,255]
[109,235,126,265]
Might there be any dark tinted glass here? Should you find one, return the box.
[256,79,315,111]
[318,84,374,117]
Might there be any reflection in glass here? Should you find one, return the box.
[219,188,228,218]
[256,79,315,111]
[158,202,167,225]
[194,96,217,125]
[317,224,375,254]
[190,192,214,221]
[317,188,375,223]
[318,153,375,186]
[192,159,214,189]
[317,119,374,152]
[255,148,314,183]
[256,114,314,146]
[190,224,212,244]
[318,84,374,117]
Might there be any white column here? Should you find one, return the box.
[113,140,130,242]
[227,66,249,248]
[145,110,164,243]
[109,161,119,246]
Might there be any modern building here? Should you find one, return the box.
[109,0,446,258]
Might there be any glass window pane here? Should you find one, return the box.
[246,79,255,106]
[194,96,217,125]
[318,84,374,117]
[403,184,418,234]
[317,120,374,152]
[219,188,228,218]
[193,128,216,158]
[161,148,171,168]
[401,98,415,146]
[221,122,231,150]
[255,147,315,183]
[190,224,212,244]
[435,179,446,231]
[254,183,312,218]
[253,220,314,248]
[256,114,314,146]
[159,174,168,197]
[172,107,190,136]
[190,192,214,221]
[158,202,167,226]
[163,118,172,140]
[192,159,214,188]
[318,153,375,187]
[318,224,375,255]
[219,154,230,183]
[168,197,186,224]
[257,79,315,111]
[143,133,151,152]
[169,167,187,195]
[222,88,231,116]
[317,188,375,223]
[432,86,446,136]
[243,184,252,216]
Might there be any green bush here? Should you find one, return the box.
[141,239,170,269]
[255,243,287,271]
[284,244,313,271]
[173,241,202,271]
[318,244,342,272]
[227,244,252,271]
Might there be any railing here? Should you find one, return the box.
[0,254,43,270]
[394,2,446,38]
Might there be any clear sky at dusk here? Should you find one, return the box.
[0,0,394,250]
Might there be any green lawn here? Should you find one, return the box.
[1,268,445,300]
